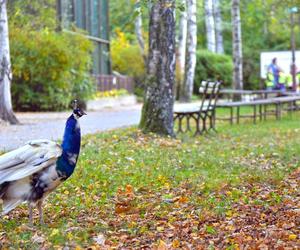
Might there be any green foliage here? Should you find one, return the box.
[8,0,95,111]
[10,27,94,111]
[111,30,146,96]
[194,50,233,92]
[7,0,57,30]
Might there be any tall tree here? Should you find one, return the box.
[231,0,243,90]
[0,0,18,124]
[139,0,176,136]
[134,0,147,66]
[180,0,197,102]
[177,0,187,96]
[204,0,216,52]
[213,0,224,54]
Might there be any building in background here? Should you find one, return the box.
[57,0,111,75]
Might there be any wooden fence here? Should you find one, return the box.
[95,75,135,93]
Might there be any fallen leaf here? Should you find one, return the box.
[93,233,106,246]
[157,240,168,250]
[288,234,297,240]
[31,233,45,244]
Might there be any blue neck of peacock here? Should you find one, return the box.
[61,114,81,166]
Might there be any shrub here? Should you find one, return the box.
[111,30,146,96]
[194,50,233,93]
[10,27,94,111]
[94,89,129,99]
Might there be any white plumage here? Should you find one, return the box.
[0,140,62,216]
[0,140,62,184]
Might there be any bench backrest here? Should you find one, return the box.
[199,81,221,112]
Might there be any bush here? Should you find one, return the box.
[111,30,146,97]
[194,50,233,93]
[10,27,95,111]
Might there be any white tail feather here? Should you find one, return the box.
[0,140,62,184]
[1,199,23,215]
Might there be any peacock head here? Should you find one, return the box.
[72,100,87,119]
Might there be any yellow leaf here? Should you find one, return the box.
[50,229,59,237]
[64,190,69,195]
[157,240,168,250]
[67,232,73,240]
[288,234,297,240]
[172,239,180,248]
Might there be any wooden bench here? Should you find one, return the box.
[174,81,221,135]
[216,96,300,124]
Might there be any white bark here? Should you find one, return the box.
[178,0,187,78]
[134,1,147,66]
[231,0,243,90]
[213,0,224,54]
[204,0,216,53]
[180,0,197,102]
[0,0,18,124]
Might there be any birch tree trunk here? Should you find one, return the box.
[0,0,18,124]
[180,0,197,102]
[204,0,216,52]
[135,1,147,66]
[139,0,176,136]
[177,0,187,91]
[213,0,224,54]
[231,0,243,91]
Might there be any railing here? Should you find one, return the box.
[94,75,135,93]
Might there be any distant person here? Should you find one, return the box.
[265,71,275,90]
[276,70,287,91]
[266,57,280,89]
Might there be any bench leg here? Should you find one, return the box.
[211,110,217,132]
[186,115,191,132]
[194,114,202,136]
[259,105,263,121]
[264,105,267,120]
[230,107,233,125]
[178,115,184,133]
[253,105,257,124]
[237,106,240,124]
[202,115,207,133]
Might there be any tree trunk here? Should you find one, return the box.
[213,0,224,54]
[204,0,216,53]
[177,0,187,98]
[135,1,147,66]
[231,0,243,91]
[139,0,176,136]
[0,0,18,124]
[180,0,197,102]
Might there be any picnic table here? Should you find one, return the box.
[219,89,286,100]
[216,95,300,124]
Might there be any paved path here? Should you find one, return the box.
[0,105,142,151]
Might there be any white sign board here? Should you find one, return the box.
[260,51,300,78]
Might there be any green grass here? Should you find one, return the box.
[1,112,300,248]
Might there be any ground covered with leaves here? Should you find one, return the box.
[1,116,299,249]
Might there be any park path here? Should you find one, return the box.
[0,105,142,151]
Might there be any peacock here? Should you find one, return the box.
[0,100,86,225]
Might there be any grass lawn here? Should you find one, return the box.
[1,111,299,248]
